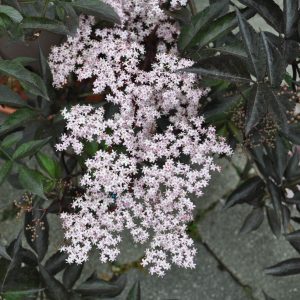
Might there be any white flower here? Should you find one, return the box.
[49,0,231,276]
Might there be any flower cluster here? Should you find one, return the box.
[49,0,232,276]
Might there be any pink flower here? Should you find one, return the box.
[50,0,231,276]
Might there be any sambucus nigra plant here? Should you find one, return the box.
[1,0,300,299]
[180,0,300,281]
[0,1,137,299]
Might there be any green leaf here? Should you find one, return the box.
[0,60,49,100]
[39,265,69,300]
[0,5,23,23]
[71,0,120,24]
[126,281,141,300]
[36,152,61,179]
[0,132,23,148]
[84,141,99,156]
[239,207,264,234]
[13,137,51,160]
[75,273,126,298]
[18,167,47,200]
[178,1,229,51]
[0,13,13,31]
[11,57,36,66]
[21,17,70,35]
[224,176,265,209]
[283,0,299,38]
[261,32,285,87]
[245,84,267,134]
[58,2,79,36]
[0,85,29,108]
[238,0,283,33]
[0,108,38,136]
[266,206,281,238]
[236,9,266,81]
[181,55,251,83]
[265,258,300,276]
[2,289,44,300]
[24,201,49,261]
[0,161,13,186]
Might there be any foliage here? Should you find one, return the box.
[0,0,134,299]
[0,228,128,300]
[179,0,300,282]
[47,1,232,277]
[0,0,120,38]
[1,0,300,298]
